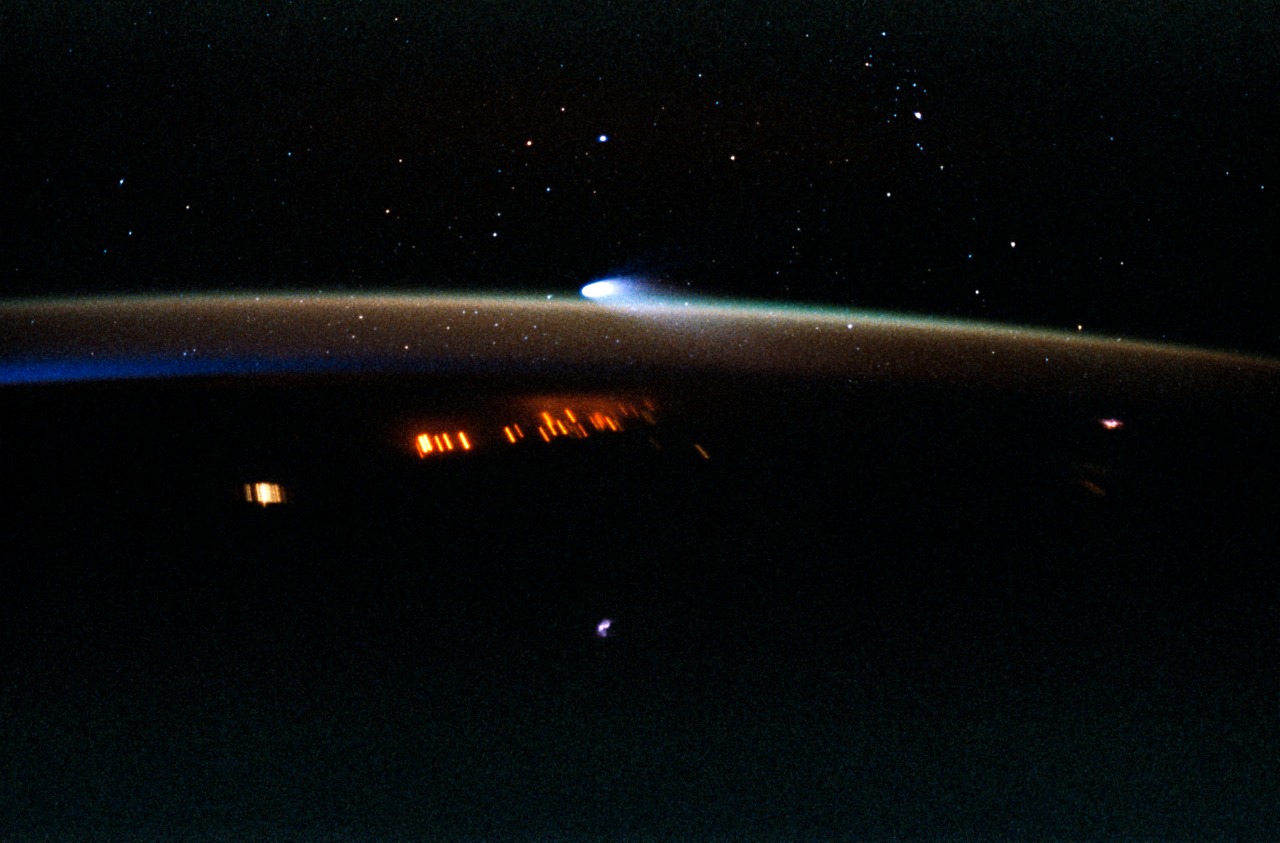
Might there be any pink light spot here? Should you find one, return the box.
[596,618,612,638]
[1099,418,1124,430]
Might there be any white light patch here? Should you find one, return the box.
[582,279,626,299]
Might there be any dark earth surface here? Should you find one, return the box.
[2,298,1278,840]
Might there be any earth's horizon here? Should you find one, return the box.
[4,293,1276,394]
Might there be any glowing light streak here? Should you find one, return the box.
[416,430,472,457]
[244,481,286,505]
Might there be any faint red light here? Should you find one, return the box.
[1077,479,1108,497]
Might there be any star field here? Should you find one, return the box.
[4,1,1276,355]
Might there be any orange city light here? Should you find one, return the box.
[244,481,287,505]
[416,430,473,457]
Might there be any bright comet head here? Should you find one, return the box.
[581,279,626,299]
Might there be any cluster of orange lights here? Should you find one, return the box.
[415,430,473,457]
[414,399,653,459]
[530,406,624,442]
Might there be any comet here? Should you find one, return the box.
[581,278,629,299]
[580,276,678,308]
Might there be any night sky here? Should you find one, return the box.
[6,1,1277,355]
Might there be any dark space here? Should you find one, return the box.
[5,1,1277,354]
